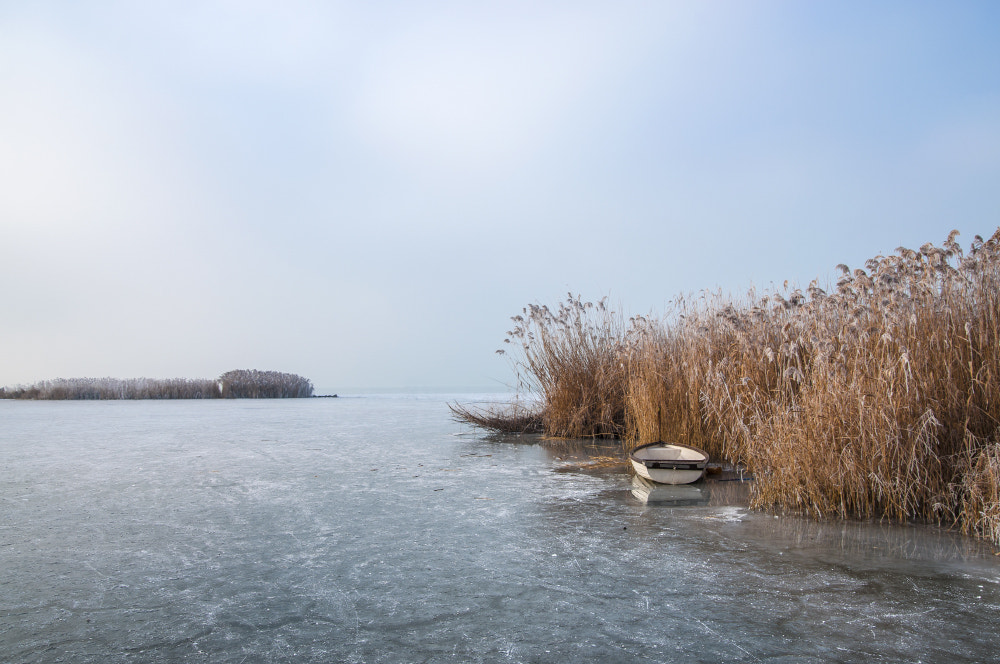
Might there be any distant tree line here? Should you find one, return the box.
[0,370,314,400]
[218,369,314,399]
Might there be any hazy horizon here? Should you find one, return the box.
[3,2,999,393]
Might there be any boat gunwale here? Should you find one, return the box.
[628,442,710,469]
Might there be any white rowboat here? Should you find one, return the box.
[629,442,708,485]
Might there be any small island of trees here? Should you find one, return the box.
[0,369,315,400]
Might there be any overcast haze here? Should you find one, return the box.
[2,1,999,394]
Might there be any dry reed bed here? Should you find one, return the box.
[458,230,1000,544]
[447,399,543,434]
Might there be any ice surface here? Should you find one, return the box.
[1,397,998,663]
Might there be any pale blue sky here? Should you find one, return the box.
[2,1,999,393]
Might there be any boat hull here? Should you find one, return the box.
[629,442,708,485]
[630,459,705,484]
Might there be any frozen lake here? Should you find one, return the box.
[1,396,998,663]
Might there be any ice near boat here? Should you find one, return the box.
[629,442,709,484]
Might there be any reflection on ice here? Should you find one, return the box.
[742,510,999,565]
[625,471,754,509]
[629,476,709,505]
